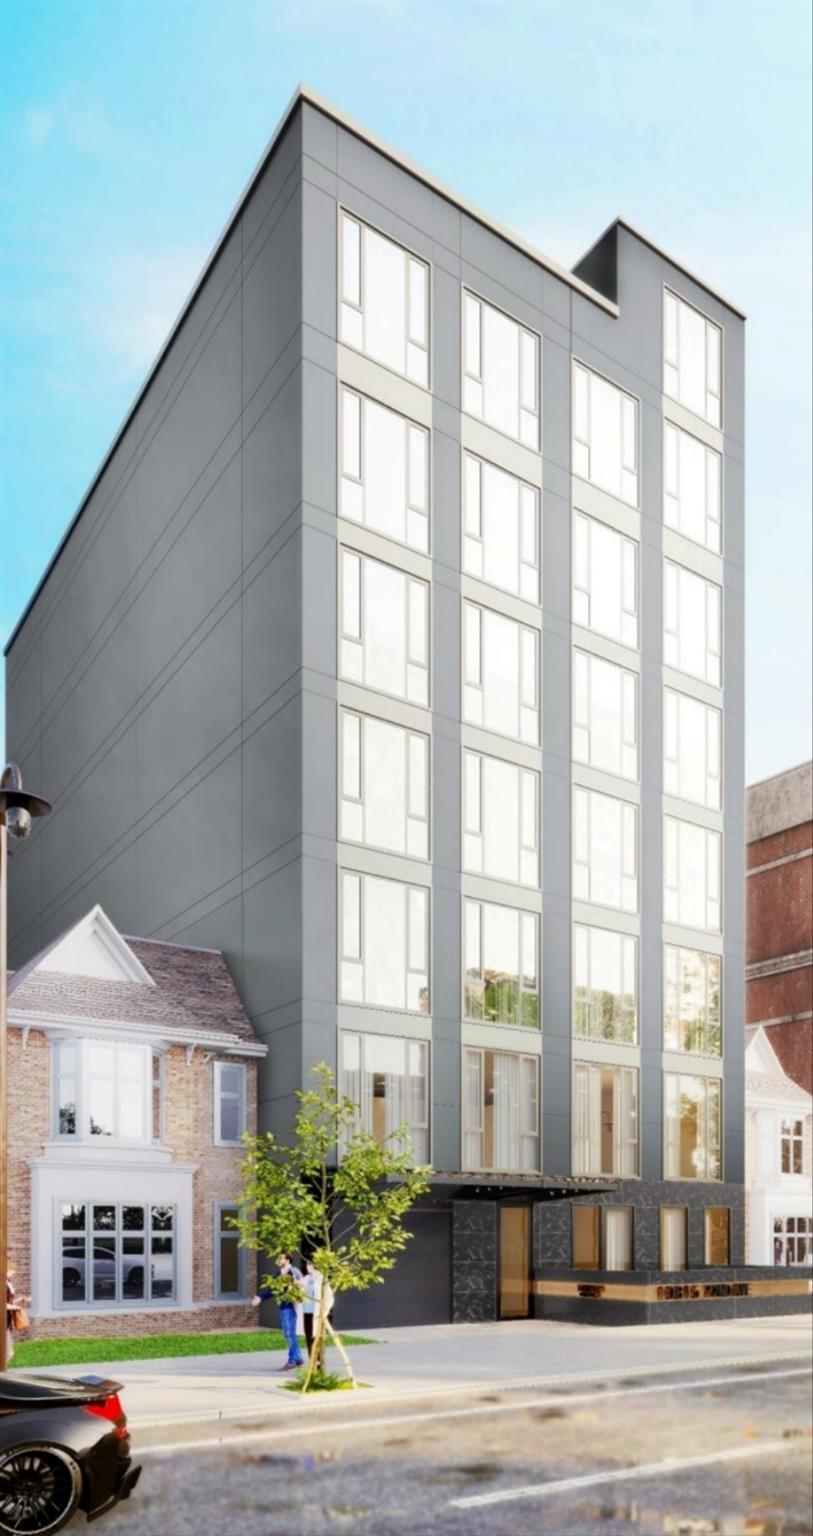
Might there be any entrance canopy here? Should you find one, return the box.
[427,1172,621,1201]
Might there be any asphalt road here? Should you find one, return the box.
[93,1358,813,1536]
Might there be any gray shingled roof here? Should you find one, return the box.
[9,937,258,1047]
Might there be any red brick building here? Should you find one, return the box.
[8,905,265,1338]
[746,762,812,1093]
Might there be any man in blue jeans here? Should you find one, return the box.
[252,1252,303,1371]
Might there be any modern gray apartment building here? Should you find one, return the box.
[10,86,802,1328]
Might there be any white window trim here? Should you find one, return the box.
[339,547,431,709]
[338,206,431,389]
[52,1037,153,1147]
[338,707,431,862]
[461,1045,540,1173]
[338,385,431,555]
[573,511,639,652]
[462,748,540,890]
[339,1030,431,1164]
[663,558,723,689]
[338,869,431,1017]
[572,1060,640,1178]
[572,358,640,508]
[462,896,541,1031]
[663,286,724,429]
[214,1201,247,1299]
[214,1060,247,1148]
[663,418,724,556]
[573,922,639,1045]
[663,686,723,812]
[663,943,723,1058]
[573,785,639,915]
[663,814,722,935]
[461,287,541,449]
[461,448,540,602]
[462,599,540,746]
[55,1199,177,1311]
[573,647,640,784]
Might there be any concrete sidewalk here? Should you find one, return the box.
[32,1312,812,1430]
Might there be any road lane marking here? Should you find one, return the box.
[136,1364,812,1458]
[449,1438,804,1509]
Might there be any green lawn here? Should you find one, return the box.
[11,1330,374,1370]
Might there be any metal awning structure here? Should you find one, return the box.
[426,1172,621,1202]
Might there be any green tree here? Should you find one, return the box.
[235,1062,430,1392]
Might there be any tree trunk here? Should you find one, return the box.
[325,1311,357,1387]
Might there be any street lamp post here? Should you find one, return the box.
[0,763,51,1371]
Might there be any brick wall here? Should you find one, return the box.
[747,813,812,1093]
[7,1028,50,1304]
[746,830,812,962]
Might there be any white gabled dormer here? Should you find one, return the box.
[10,904,155,990]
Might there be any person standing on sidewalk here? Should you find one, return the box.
[252,1253,304,1372]
[299,1260,334,1370]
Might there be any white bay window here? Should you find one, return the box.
[463,1048,539,1171]
[462,452,539,601]
[573,649,638,781]
[340,212,429,386]
[340,1032,429,1163]
[463,750,539,888]
[664,815,721,932]
[462,291,539,447]
[340,870,429,1015]
[59,1201,175,1308]
[664,289,722,427]
[463,602,539,744]
[664,687,722,810]
[54,1039,154,1144]
[340,387,429,553]
[574,512,638,649]
[573,786,638,912]
[664,560,722,687]
[573,362,638,506]
[573,1061,638,1177]
[340,710,429,860]
[340,549,429,707]
[664,420,722,552]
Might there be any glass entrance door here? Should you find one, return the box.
[499,1205,531,1318]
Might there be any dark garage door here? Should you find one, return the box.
[336,1206,452,1328]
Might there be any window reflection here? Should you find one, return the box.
[340,1032,428,1163]
[664,945,721,1055]
[665,1072,722,1180]
[574,924,637,1043]
[464,899,539,1029]
[340,871,429,1015]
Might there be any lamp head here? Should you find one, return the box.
[5,805,32,840]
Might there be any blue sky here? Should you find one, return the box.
[1,0,811,782]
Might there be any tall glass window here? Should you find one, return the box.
[463,899,539,1029]
[462,1048,539,1171]
[705,1208,730,1265]
[573,650,638,781]
[574,924,637,1043]
[664,816,721,932]
[573,786,638,912]
[664,1073,722,1180]
[664,687,722,810]
[773,1216,812,1266]
[340,710,429,860]
[664,560,722,687]
[54,1040,152,1143]
[462,291,539,447]
[340,871,429,1015]
[339,212,429,386]
[573,1062,638,1176]
[462,452,539,601]
[59,1202,175,1308]
[660,1206,688,1269]
[573,362,638,505]
[664,420,722,552]
[573,513,638,649]
[463,602,539,744]
[215,1204,246,1299]
[663,289,722,427]
[340,388,429,552]
[780,1119,805,1175]
[214,1062,246,1146]
[340,1032,429,1163]
[664,946,721,1055]
[463,750,539,888]
[340,549,429,707]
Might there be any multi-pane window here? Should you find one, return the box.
[573,362,638,505]
[664,945,721,1056]
[573,650,638,781]
[462,291,539,447]
[660,1206,688,1270]
[664,288,722,427]
[340,549,429,707]
[339,388,429,553]
[572,1205,633,1271]
[664,816,721,932]
[340,710,429,860]
[664,421,722,552]
[59,1202,175,1308]
[54,1040,152,1143]
[215,1204,246,1299]
[340,870,429,1015]
[574,512,638,649]
[463,899,539,1029]
[463,1048,539,1171]
[705,1208,730,1265]
[664,559,722,687]
[214,1062,246,1146]
[774,1216,812,1266]
[665,1072,722,1180]
[574,924,637,1044]
[573,1062,638,1177]
[463,750,539,888]
[780,1119,804,1175]
[339,212,429,386]
[664,687,722,810]
[463,602,539,744]
[573,786,638,912]
[340,1032,429,1163]
[462,452,539,601]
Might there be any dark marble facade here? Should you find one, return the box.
[452,1201,498,1322]
[535,1179,746,1271]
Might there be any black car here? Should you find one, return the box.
[0,1372,141,1535]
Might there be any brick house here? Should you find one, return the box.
[746,761,812,1092]
[8,905,265,1338]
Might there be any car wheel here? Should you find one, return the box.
[0,1446,82,1536]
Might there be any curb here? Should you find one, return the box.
[126,1348,813,1432]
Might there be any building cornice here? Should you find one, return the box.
[8,1008,267,1057]
[746,950,813,981]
